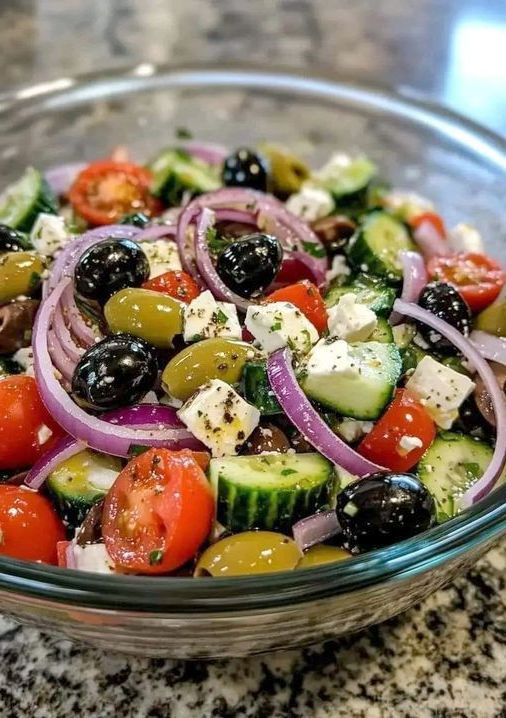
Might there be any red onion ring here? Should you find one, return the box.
[394,299,506,507]
[48,328,76,383]
[390,250,428,325]
[134,224,177,242]
[25,434,87,490]
[292,510,340,551]
[62,284,98,348]
[267,347,384,476]
[53,301,85,363]
[470,330,506,366]
[413,219,451,260]
[33,278,202,457]
[44,162,86,196]
[180,141,228,165]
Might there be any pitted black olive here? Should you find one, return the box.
[417,282,472,352]
[74,238,150,306]
[0,224,30,253]
[216,233,282,298]
[72,333,158,410]
[222,148,269,192]
[336,472,436,553]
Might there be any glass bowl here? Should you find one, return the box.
[0,65,505,659]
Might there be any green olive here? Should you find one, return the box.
[297,544,351,569]
[260,144,310,197]
[194,531,303,576]
[475,300,506,337]
[162,337,255,401]
[104,287,183,348]
[0,251,45,303]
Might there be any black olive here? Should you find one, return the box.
[72,333,158,410]
[336,472,436,553]
[417,282,472,353]
[222,148,269,192]
[216,233,282,298]
[74,238,150,306]
[0,224,29,253]
[120,212,151,228]
[453,395,489,440]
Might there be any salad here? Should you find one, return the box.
[0,141,504,577]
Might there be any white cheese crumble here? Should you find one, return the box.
[405,355,475,429]
[304,337,361,382]
[12,347,34,376]
[397,434,423,455]
[285,183,334,222]
[140,239,182,278]
[30,213,69,257]
[177,379,260,457]
[327,293,377,342]
[448,223,484,254]
[382,190,434,221]
[72,543,115,574]
[336,418,374,443]
[37,425,53,446]
[183,290,241,342]
[245,301,319,355]
[326,255,351,283]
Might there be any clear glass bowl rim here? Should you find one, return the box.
[1,63,505,614]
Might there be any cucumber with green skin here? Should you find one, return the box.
[417,432,506,521]
[210,453,335,533]
[346,211,416,282]
[0,167,58,232]
[148,148,220,204]
[324,273,397,316]
[320,157,377,211]
[242,362,281,416]
[369,316,393,344]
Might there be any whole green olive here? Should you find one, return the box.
[0,251,45,303]
[162,337,255,401]
[475,299,506,338]
[194,531,303,577]
[260,144,310,197]
[297,544,351,569]
[104,287,183,348]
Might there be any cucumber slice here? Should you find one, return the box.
[46,450,122,529]
[302,340,402,420]
[0,167,58,232]
[401,344,427,374]
[417,432,506,520]
[325,273,397,316]
[369,316,393,343]
[148,148,220,204]
[242,362,281,416]
[319,157,377,208]
[346,211,416,281]
[210,453,335,532]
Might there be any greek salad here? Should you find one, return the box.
[0,141,504,576]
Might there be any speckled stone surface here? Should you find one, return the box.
[1,1,506,716]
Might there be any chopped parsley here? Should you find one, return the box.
[149,549,164,566]
[206,227,235,256]
[129,444,150,458]
[301,240,326,258]
[270,321,282,332]
[215,308,228,324]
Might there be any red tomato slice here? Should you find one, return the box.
[0,486,65,564]
[0,375,65,470]
[358,389,436,472]
[102,448,214,574]
[142,270,201,303]
[411,212,446,238]
[273,256,319,287]
[427,252,505,313]
[69,160,162,226]
[265,281,327,333]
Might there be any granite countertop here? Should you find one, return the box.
[1,1,506,716]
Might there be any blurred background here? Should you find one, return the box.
[2,0,506,134]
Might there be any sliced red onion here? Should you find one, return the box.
[25,434,87,490]
[33,278,203,457]
[194,208,253,310]
[394,299,506,507]
[390,250,428,325]
[292,510,340,551]
[180,141,228,165]
[413,219,451,260]
[48,329,76,382]
[104,404,182,428]
[470,330,506,366]
[134,224,177,242]
[53,301,85,363]
[267,348,384,475]
[45,162,86,196]
[213,207,258,226]
[62,284,98,348]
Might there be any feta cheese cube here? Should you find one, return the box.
[304,338,361,381]
[405,355,475,429]
[336,418,374,443]
[140,239,182,278]
[326,255,351,283]
[314,152,354,182]
[183,290,242,342]
[327,293,377,342]
[245,301,319,355]
[397,434,423,456]
[382,190,434,221]
[448,223,484,254]
[13,347,34,376]
[177,379,260,457]
[30,213,68,256]
[285,184,334,222]
[72,543,115,574]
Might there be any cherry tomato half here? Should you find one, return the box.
[142,270,201,303]
[427,252,506,313]
[0,376,65,470]
[0,486,65,564]
[358,389,436,472]
[411,212,446,239]
[69,160,162,226]
[102,448,214,574]
[265,280,327,334]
